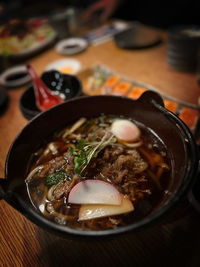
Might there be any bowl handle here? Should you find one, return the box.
[0,178,25,214]
[0,178,6,200]
[188,144,200,212]
[137,90,165,107]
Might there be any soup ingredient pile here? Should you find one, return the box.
[26,115,170,230]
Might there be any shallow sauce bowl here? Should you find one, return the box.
[0,91,198,237]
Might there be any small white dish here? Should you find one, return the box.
[55,38,88,55]
[45,58,82,74]
[0,65,31,88]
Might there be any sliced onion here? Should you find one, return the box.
[121,140,142,148]
[25,165,44,183]
[47,184,57,201]
[63,117,86,138]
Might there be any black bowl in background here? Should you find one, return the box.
[1,91,198,238]
[114,22,162,49]
[167,25,200,72]
[20,70,82,120]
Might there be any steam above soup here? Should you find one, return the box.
[26,115,170,230]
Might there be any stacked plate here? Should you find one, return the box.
[167,25,200,72]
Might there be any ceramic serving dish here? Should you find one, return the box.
[20,70,82,120]
[0,91,198,237]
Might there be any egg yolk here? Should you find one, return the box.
[111,119,140,142]
[59,66,74,74]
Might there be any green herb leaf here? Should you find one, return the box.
[46,171,67,186]
[69,146,74,156]
[77,139,86,150]
[71,133,116,175]
[74,156,87,174]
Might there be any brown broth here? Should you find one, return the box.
[26,115,171,230]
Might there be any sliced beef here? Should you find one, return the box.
[37,149,76,178]
[103,146,124,161]
[63,150,74,173]
[38,156,66,177]
[114,155,136,170]
[127,150,148,174]
[53,180,72,200]
[53,174,80,200]
[100,150,148,185]
[87,127,112,141]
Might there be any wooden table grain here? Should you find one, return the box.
[0,33,200,267]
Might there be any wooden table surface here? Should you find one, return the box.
[0,30,200,267]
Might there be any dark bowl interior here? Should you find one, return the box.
[2,91,198,237]
[19,70,82,120]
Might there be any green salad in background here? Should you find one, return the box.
[0,18,55,56]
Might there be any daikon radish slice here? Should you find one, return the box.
[79,195,134,221]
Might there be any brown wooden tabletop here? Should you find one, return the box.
[0,29,200,267]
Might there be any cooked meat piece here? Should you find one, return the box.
[126,150,148,174]
[53,174,80,200]
[109,217,122,226]
[84,217,118,230]
[53,180,72,200]
[38,156,66,177]
[102,147,111,160]
[64,150,74,173]
[46,199,63,213]
[100,164,128,184]
[93,128,110,138]
[115,169,129,183]
[100,150,148,185]
[114,151,148,174]
[63,150,74,165]
[114,155,135,170]
[87,127,112,141]
[122,181,137,201]
[103,146,124,161]
[100,163,121,184]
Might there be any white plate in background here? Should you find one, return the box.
[55,38,88,55]
[45,58,82,74]
[0,65,31,88]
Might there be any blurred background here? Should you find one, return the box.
[0,0,199,29]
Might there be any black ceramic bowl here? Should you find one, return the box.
[20,70,82,120]
[0,91,198,238]
[167,25,200,72]
[114,22,162,49]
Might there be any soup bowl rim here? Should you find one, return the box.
[2,92,199,237]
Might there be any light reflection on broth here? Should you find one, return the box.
[26,115,171,230]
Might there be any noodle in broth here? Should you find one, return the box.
[26,115,170,230]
